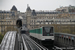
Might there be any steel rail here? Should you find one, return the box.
[0,31,17,50]
[22,35,34,50]
[24,34,48,50]
[24,34,42,50]
[23,34,49,50]
[1,31,10,50]
[22,36,28,50]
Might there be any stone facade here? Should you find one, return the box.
[0,5,19,34]
[0,5,75,33]
[0,5,27,34]
[19,12,26,25]
[26,5,75,30]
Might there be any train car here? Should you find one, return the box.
[20,26,29,34]
[29,26,54,48]
[20,30,29,35]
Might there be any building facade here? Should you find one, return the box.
[0,5,19,34]
[26,5,75,30]
[0,5,75,33]
[0,5,27,34]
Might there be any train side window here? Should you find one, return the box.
[72,40,74,46]
[69,39,71,46]
[64,38,66,43]
[65,38,68,45]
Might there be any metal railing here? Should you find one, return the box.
[54,33,75,49]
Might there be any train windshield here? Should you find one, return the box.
[21,30,26,34]
[50,27,53,33]
[43,27,53,36]
[44,27,50,33]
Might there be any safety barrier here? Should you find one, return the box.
[54,33,75,48]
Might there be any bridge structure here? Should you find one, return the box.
[0,31,48,50]
[54,33,75,49]
[0,31,75,50]
[0,31,17,50]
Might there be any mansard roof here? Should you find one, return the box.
[27,6,31,11]
[0,11,14,13]
[11,5,17,11]
[32,10,36,16]
[36,11,60,14]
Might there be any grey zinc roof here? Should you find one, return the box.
[11,5,17,11]
[0,11,14,13]
[27,6,31,11]
[35,11,60,14]
[32,10,36,16]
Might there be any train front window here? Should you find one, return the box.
[43,27,53,36]
[44,27,50,33]
[50,27,53,33]
[21,30,26,33]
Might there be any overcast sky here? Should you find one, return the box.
[0,0,75,12]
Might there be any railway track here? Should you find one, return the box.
[0,31,17,50]
[22,34,48,50]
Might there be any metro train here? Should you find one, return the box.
[16,19,29,34]
[29,26,54,47]
[16,19,54,47]
[20,26,29,34]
